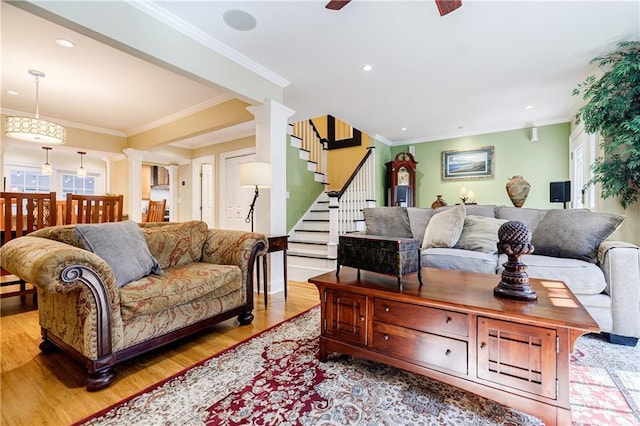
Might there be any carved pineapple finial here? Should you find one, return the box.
[494,221,537,301]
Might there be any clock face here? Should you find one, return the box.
[398,167,410,186]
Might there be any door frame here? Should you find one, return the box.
[192,155,215,223]
[219,147,256,229]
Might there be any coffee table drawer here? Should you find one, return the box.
[373,322,467,374]
[374,298,468,338]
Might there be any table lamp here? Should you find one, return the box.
[239,162,272,232]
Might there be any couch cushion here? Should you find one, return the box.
[422,204,466,249]
[406,207,433,243]
[495,206,548,234]
[141,221,208,269]
[454,215,508,253]
[531,209,624,263]
[76,220,162,288]
[497,254,607,295]
[119,262,242,320]
[363,207,412,238]
[422,248,498,274]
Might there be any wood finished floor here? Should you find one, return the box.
[1,281,321,426]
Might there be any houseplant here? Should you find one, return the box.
[573,40,640,208]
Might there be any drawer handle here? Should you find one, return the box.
[383,334,389,341]
[360,316,365,322]
[384,306,390,312]
[445,349,452,357]
[480,342,487,350]
[445,316,453,324]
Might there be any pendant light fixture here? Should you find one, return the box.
[4,69,65,145]
[42,147,53,176]
[77,151,87,177]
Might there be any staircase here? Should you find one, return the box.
[287,193,338,281]
[287,119,376,281]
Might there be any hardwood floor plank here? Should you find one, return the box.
[1,281,320,425]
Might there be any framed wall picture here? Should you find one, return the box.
[442,146,494,180]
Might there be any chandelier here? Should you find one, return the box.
[4,69,65,144]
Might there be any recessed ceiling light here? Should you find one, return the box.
[223,9,257,31]
[361,64,374,72]
[6,90,19,96]
[525,105,534,110]
[401,127,407,131]
[56,38,75,48]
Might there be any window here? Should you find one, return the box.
[62,174,96,198]
[7,169,51,193]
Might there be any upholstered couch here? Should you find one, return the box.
[363,204,640,346]
[0,220,267,390]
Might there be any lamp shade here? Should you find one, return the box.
[239,162,272,188]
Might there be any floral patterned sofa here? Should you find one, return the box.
[0,220,267,390]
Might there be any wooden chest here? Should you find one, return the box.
[337,234,422,290]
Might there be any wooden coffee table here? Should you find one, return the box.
[309,267,599,426]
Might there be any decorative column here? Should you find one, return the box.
[123,148,144,222]
[247,99,295,294]
[166,164,179,221]
[327,191,340,259]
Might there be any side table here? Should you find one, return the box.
[256,234,288,308]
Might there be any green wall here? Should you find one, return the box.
[286,135,325,232]
[390,123,571,209]
[374,139,392,206]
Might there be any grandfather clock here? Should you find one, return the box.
[385,152,418,207]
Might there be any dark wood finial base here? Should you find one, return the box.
[493,221,537,301]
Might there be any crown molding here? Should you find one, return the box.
[126,0,290,89]
[127,93,233,136]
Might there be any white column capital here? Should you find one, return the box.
[247,99,295,123]
[123,148,146,160]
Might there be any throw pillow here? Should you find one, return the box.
[454,215,508,253]
[531,209,624,263]
[363,207,413,238]
[76,220,162,288]
[422,203,466,249]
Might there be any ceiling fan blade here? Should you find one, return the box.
[326,0,351,10]
[435,0,462,16]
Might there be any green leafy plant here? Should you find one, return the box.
[573,40,640,208]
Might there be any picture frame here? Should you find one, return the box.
[442,146,494,180]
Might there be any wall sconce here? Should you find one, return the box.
[41,146,53,176]
[530,127,539,142]
[77,151,87,177]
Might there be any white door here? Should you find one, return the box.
[200,163,214,227]
[569,126,598,210]
[223,153,256,231]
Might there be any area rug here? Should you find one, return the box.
[76,306,640,426]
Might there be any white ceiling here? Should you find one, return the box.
[2,1,639,151]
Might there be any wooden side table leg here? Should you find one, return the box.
[284,249,288,300]
[263,254,268,308]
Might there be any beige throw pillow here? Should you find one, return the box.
[422,204,466,249]
[454,215,508,253]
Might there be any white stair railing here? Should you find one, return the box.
[292,120,326,178]
[326,147,376,258]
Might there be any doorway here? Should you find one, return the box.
[220,149,256,231]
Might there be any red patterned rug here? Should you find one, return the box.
[76,306,640,425]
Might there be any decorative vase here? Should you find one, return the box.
[431,195,448,209]
[506,176,531,208]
